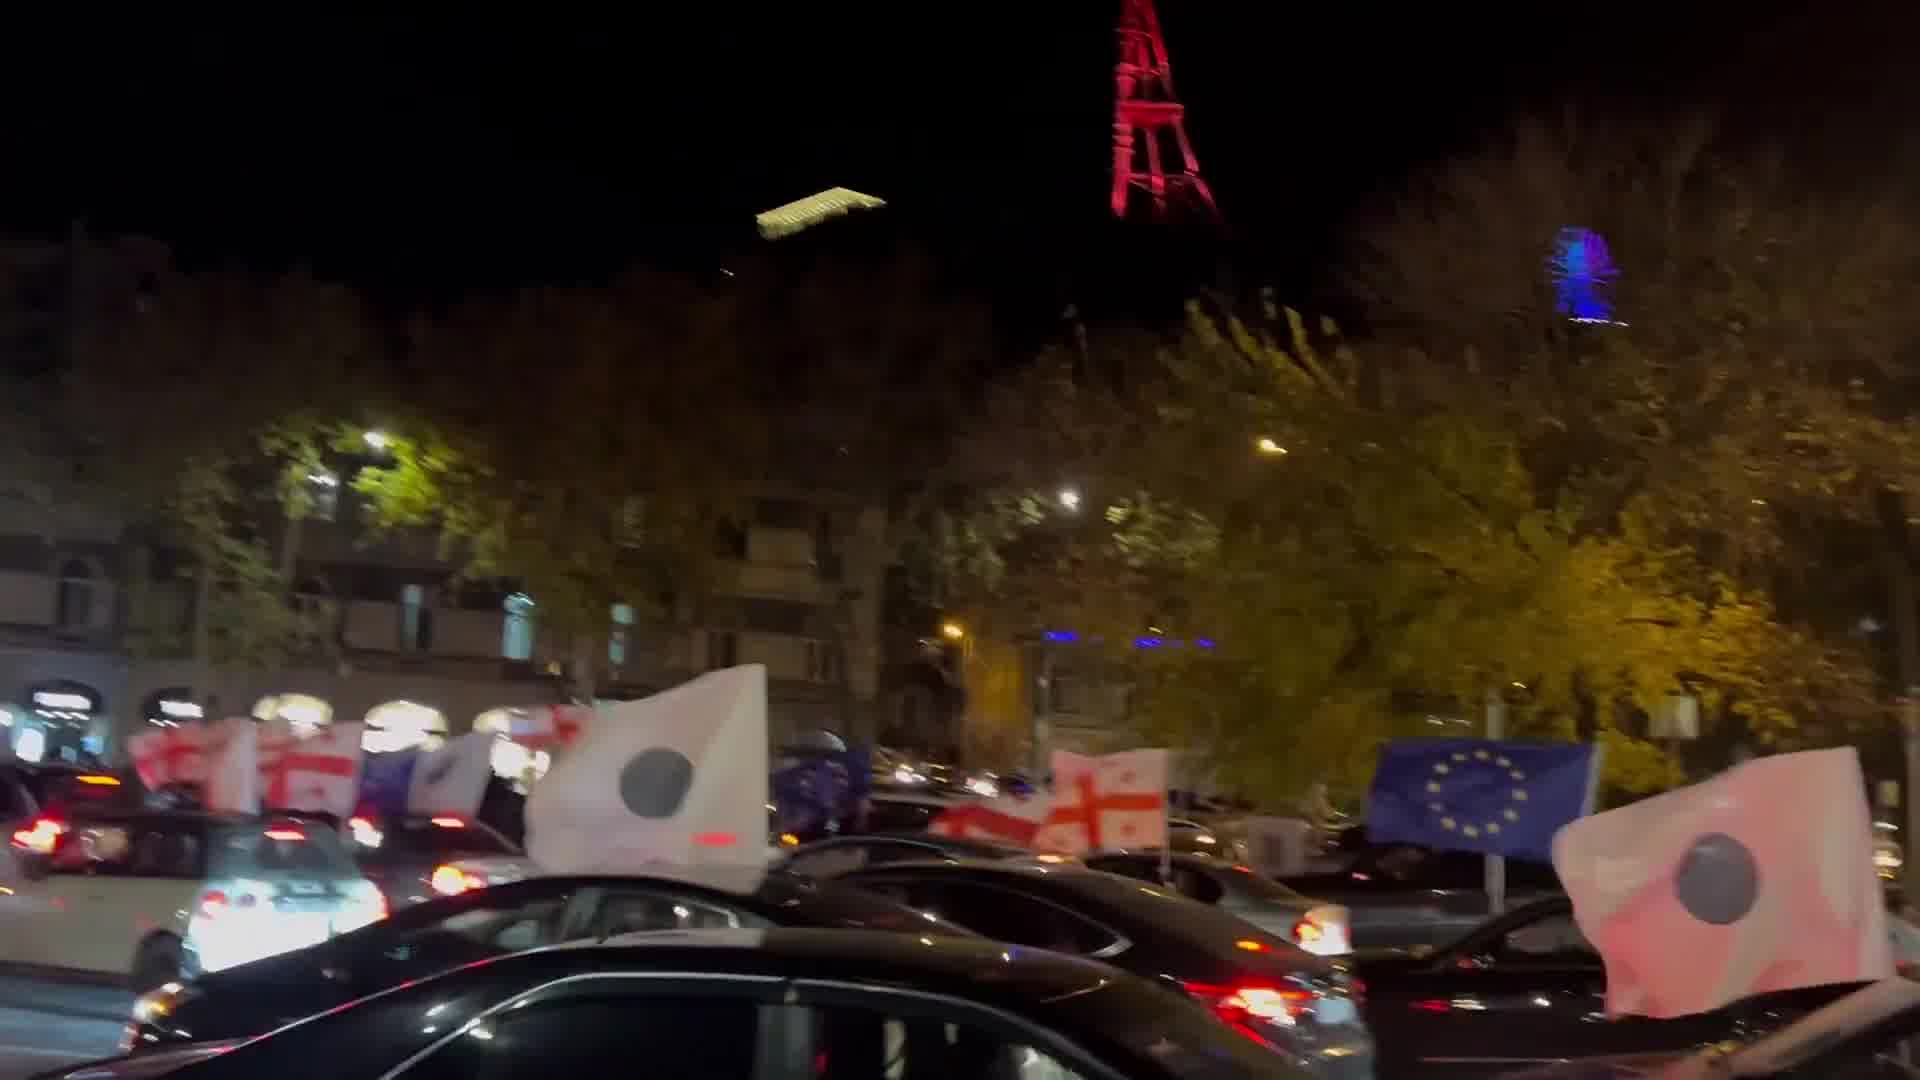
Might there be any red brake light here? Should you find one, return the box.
[693,831,738,847]
[348,816,374,832]
[430,864,485,896]
[263,828,306,841]
[10,817,64,854]
[1234,939,1270,953]
[1182,980,1317,1037]
[198,890,229,919]
[429,816,466,828]
[1293,918,1324,946]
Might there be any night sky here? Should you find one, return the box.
[0,5,1910,302]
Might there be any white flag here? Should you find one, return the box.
[526,665,769,875]
[259,722,366,818]
[1045,749,1170,854]
[407,732,495,817]
[204,718,260,814]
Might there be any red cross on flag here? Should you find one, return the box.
[128,724,219,790]
[258,722,366,817]
[926,793,1053,848]
[517,705,590,750]
[1042,749,1170,854]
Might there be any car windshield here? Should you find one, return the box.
[358,817,520,862]
[211,822,361,879]
[863,800,947,832]
[1219,862,1307,902]
[759,872,976,936]
[1050,868,1313,959]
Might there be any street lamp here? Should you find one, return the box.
[1057,487,1082,512]
[941,622,966,641]
[363,430,390,451]
[1255,437,1288,456]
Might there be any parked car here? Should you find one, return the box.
[1,808,385,990]
[774,831,1070,878]
[1355,895,1865,1078]
[1282,842,1563,948]
[122,866,974,1052]
[1085,852,1351,955]
[1505,976,1920,1079]
[342,812,534,910]
[832,859,1373,1078]
[77,929,1307,1079]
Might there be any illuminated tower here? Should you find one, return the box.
[1110,0,1218,222]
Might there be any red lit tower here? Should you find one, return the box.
[1110,0,1218,222]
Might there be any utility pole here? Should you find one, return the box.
[1484,688,1508,915]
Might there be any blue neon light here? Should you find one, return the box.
[1551,227,1620,324]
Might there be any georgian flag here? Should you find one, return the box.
[128,724,219,790]
[1043,749,1170,854]
[258,722,365,818]
[927,794,1053,848]
[204,718,262,814]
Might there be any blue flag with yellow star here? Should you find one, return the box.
[1366,738,1599,861]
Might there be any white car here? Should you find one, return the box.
[1,807,386,990]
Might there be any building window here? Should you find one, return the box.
[400,584,433,652]
[54,559,95,630]
[609,602,635,668]
[305,468,341,522]
[706,630,738,670]
[502,593,535,660]
[714,519,749,561]
[363,700,448,753]
[815,513,843,582]
[252,693,332,736]
[1050,673,1082,715]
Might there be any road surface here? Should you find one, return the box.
[0,973,129,1078]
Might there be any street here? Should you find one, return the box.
[0,974,128,1079]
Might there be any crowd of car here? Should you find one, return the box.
[4,769,1920,1078]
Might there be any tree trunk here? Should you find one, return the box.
[1874,490,1920,904]
[192,558,215,711]
[277,512,304,594]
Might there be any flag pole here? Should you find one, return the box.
[1485,689,1507,915]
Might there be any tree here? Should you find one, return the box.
[65,268,380,688]
[931,305,1869,805]
[353,270,764,700]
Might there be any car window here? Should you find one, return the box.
[0,771,32,820]
[865,800,945,832]
[210,822,360,879]
[128,822,206,878]
[865,840,943,865]
[349,893,571,976]
[1168,866,1224,904]
[49,822,133,875]
[1500,913,1595,958]
[812,1004,1093,1080]
[1085,856,1159,884]
[788,844,875,878]
[1218,863,1307,903]
[399,994,760,1080]
[585,889,739,937]
[870,879,1121,956]
[356,818,520,863]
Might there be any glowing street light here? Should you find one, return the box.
[1057,487,1082,512]
[1255,437,1288,456]
[941,622,966,641]
[363,430,390,451]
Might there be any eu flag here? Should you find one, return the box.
[1366,738,1598,861]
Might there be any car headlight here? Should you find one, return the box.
[132,981,197,1026]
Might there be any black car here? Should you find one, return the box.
[775,831,1061,877]
[1504,976,1920,1079]
[833,859,1372,1078]
[124,868,973,1052]
[1283,843,1564,949]
[66,929,1307,1080]
[1357,896,1866,1078]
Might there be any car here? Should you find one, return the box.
[832,859,1373,1078]
[0,808,385,991]
[342,812,534,910]
[1354,895,1865,1078]
[61,929,1308,1080]
[774,831,1074,877]
[1084,852,1352,956]
[1282,842,1564,948]
[121,865,976,1052]
[1502,976,1920,1079]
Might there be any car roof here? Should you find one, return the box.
[517,926,1122,1001]
[794,832,1029,857]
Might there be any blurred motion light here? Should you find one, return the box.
[940,622,965,641]
[1058,488,1082,512]
[1255,437,1287,456]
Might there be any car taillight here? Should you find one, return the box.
[1182,980,1317,1035]
[198,890,229,919]
[263,828,306,841]
[1292,917,1324,947]
[430,865,485,896]
[429,816,465,828]
[10,817,64,854]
